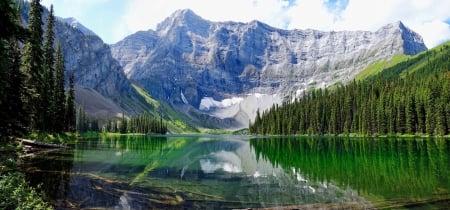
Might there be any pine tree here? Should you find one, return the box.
[435,99,447,136]
[0,0,29,138]
[415,100,426,134]
[249,43,450,136]
[65,71,76,132]
[76,105,87,132]
[120,112,127,133]
[53,42,66,132]
[6,33,29,136]
[425,96,435,135]
[43,4,56,131]
[21,0,45,130]
[405,95,416,134]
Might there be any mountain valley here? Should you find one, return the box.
[21,6,429,131]
[110,9,427,130]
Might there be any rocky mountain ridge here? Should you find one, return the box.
[111,9,427,129]
[59,17,97,37]
[18,0,150,119]
[54,18,148,118]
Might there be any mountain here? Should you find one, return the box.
[17,1,153,119]
[111,9,427,129]
[55,18,154,118]
[59,17,97,36]
[249,41,450,136]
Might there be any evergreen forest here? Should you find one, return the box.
[0,0,167,140]
[0,0,76,140]
[76,107,168,134]
[250,42,450,136]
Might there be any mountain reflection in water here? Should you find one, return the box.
[22,135,449,209]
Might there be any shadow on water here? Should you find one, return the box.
[22,148,74,208]
[21,135,450,209]
[250,136,450,209]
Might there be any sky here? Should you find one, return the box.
[40,0,450,48]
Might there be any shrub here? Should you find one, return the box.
[0,172,52,210]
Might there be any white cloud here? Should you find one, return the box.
[410,20,450,48]
[41,0,108,18]
[43,0,450,47]
[286,0,336,30]
[285,0,450,48]
[119,0,292,39]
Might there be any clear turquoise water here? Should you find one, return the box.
[23,135,450,209]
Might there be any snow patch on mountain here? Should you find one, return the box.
[199,97,244,111]
[111,9,428,130]
[198,93,282,128]
[181,91,189,104]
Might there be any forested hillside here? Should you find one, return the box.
[250,42,450,136]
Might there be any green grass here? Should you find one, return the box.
[198,128,234,134]
[27,132,77,144]
[356,41,450,82]
[355,54,410,81]
[80,132,149,139]
[131,83,160,109]
[327,80,343,91]
[399,41,450,77]
[131,83,198,133]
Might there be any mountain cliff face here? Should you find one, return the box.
[19,1,148,118]
[111,9,427,129]
[55,19,150,117]
[55,21,130,98]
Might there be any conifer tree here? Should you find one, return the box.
[21,0,44,130]
[405,95,416,134]
[66,71,76,132]
[43,5,56,131]
[249,43,450,136]
[0,0,29,138]
[435,99,447,136]
[76,105,87,132]
[54,43,66,132]
[120,112,127,133]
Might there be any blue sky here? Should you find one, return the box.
[325,0,349,12]
[41,0,450,48]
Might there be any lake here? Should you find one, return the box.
[22,135,449,209]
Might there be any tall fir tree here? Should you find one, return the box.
[0,0,29,138]
[76,105,87,132]
[43,4,56,131]
[120,112,127,133]
[20,0,44,130]
[250,42,450,136]
[54,42,66,132]
[65,71,76,132]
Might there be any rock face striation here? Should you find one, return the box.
[55,20,129,98]
[54,19,148,117]
[111,9,427,129]
[19,1,142,118]
[19,1,152,118]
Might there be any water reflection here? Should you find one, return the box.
[22,135,450,209]
[250,136,450,208]
[24,149,74,207]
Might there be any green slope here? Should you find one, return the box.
[400,41,450,77]
[358,41,450,81]
[250,40,450,136]
[131,84,198,133]
[355,54,410,81]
